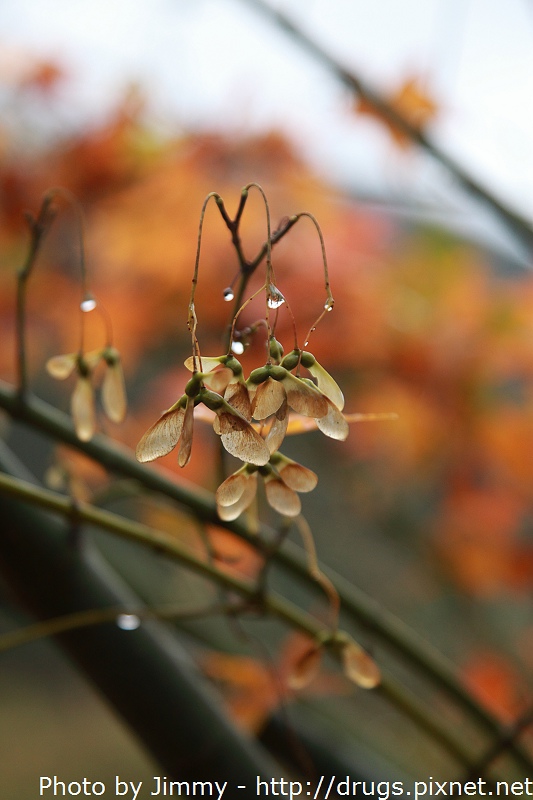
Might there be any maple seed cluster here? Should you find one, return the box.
[135,343,348,519]
[47,346,127,442]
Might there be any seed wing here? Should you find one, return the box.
[71,376,96,442]
[216,472,249,507]
[102,362,127,423]
[184,355,223,373]
[316,399,349,440]
[265,400,289,454]
[205,368,233,394]
[282,373,328,418]
[218,412,270,466]
[308,361,344,411]
[265,478,301,517]
[340,638,381,689]
[225,381,252,421]
[251,377,285,420]
[177,398,194,467]
[287,644,323,690]
[135,404,185,462]
[46,353,77,380]
[217,474,257,521]
[279,462,318,492]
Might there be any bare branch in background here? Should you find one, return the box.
[240,0,533,255]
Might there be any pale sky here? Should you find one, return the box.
[1,0,532,260]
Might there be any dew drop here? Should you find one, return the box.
[116,613,141,631]
[267,284,285,309]
[231,340,245,355]
[324,298,334,312]
[81,293,97,312]
[223,288,234,302]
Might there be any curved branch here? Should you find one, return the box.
[1,381,532,773]
[0,465,497,772]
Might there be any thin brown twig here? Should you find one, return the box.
[16,197,56,397]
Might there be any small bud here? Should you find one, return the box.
[280,350,300,371]
[269,336,284,362]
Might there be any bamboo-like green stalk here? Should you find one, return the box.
[0,443,282,787]
[0,381,532,773]
[0,469,330,644]
[0,468,493,772]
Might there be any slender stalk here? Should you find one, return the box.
[16,197,56,396]
[0,601,242,654]
[294,514,340,632]
[188,191,222,368]
[0,470,334,643]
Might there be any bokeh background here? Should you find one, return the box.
[1,0,533,794]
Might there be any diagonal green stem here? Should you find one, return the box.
[0,466,502,773]
[0,381,532,773]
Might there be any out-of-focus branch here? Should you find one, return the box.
[0,442,282,789]
[0,464,505,772]
[1,381,533,773]
[240,0,533,254]
[0,469,337,646]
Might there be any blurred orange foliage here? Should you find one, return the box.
[462,651,531,723]
[201,632,349,734]
[2,66,533,723]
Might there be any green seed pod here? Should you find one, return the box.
[280,350,300,371]
[269,336,284,363]
[199,388,225,410]
[222,355,243,377]
[300,351,316,369]
[247,366,270,385]
[184,374,203,397]
[267,364,286,381]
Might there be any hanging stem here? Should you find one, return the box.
[0,600,245,654]
[226,283,268,355]
[294,212,335,348]
[17,188,101,397]
[16,196,56,398]
[46,187,96,355]
[294,514,340,632]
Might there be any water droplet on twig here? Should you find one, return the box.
[267,284,285,309]
[80,293,97,312]
[116,613,141,631]
[223,288,234,302]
